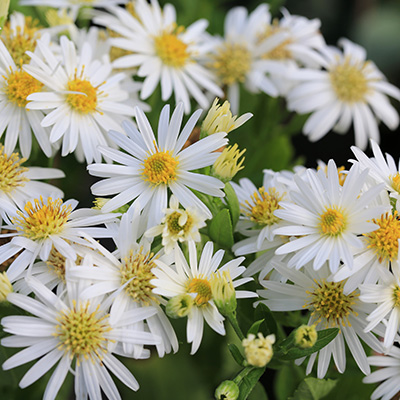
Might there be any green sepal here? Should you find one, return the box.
[208,208,234,249]
[247,319,265,336]
[228,343,245,366]
[224,182,240,228]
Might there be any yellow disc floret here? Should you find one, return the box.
[142,150,178,185]
[13,197,72,240]
[154,29,189,68]
[167,211,193,235]
[6,69,44,108]
[306,280,358,328]
[66,71,99,114]
[319,207,346,236]
[0,146,28,193]
[211,43,252,86]
[329,59,369,103]
[364,212,400,263]
[243,187,283,226]
[187,277,212,306]
[1,16,40,65]
[120,249,158,306]
[55,300,111,364]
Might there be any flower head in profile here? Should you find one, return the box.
[94,0,222,113]
[23,34,135,163]
[151,241,256,354]
[88,103,228,229]
[145,195,207,254]
[287,38,400,149]
[1,275,159,399]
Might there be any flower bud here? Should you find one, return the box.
[0,271,12,301]
[212,144,245,183]
[210,271,237,315]
[294,324,318,348]
[215,380,239,400]
[242,332,275,368]
[166,294,194,319]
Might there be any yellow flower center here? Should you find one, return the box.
[0,146,28,193]
[393,286,400,308]
[319,207,346,236]
[154,30,189,68]
[55,300,111,364]
[142,150,178,186]
[211,43,252,86]
[187,277,212,306]
[120,249,158,306]
[329,59,369,103]
[306,280,358,328]
[1,17,40,64]
[258,21,292,60]
[390,173,400,194]
[13,197,72,241]
[243,187,283,226]
[66,77,99,114]
[5,69,44,108]
[364,212,400,263]
[167,211,193,235]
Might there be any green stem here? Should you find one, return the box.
[227,311,245,341]
[233,366,255,385]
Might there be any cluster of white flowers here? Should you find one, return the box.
[0,1,399,399]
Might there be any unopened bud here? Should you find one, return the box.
[294,324,318,348]
[212,144,245,183]
[166,294,194,319]
[210,271,237,315]
[0,272,12,301]
[215,380,239,400]
[242,332,275,368]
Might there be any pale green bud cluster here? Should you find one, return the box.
[210,271,237,315]
[294,324,318,348]
[242,332,275,368]
[166,294,194,318]
[215,380,240,400]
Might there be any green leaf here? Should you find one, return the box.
[276,328,339,361]
[274,364,305,400]
[208,208,234,249]
[236,367,266,400]
[254,303,278,337]
[228,343,245,366]
[247,319,265,336]
[248,382,268,400]
[289,377,337,400]
[224,182,240,229]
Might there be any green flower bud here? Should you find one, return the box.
[294,324,318,348]
[210,271,237,316]
[215,380,240,400]
[166,294,194,319]
[0,0,9,30]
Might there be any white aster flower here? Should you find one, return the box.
[287,38,400,149]
[67,209,179,358]
[88,103,227,229]
[151,241,256,354]
[145,194,207,254]
[273,159,388,273]
[364,347,400,400]
[258,260,383,378]
[1,275,159,400]
[94,0,223,113]
[0,196,118,282]
[23,34,135,163]
[360,266,400,349]
[0,145,64,224]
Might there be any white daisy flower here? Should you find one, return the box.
[0,31,53,158]
[287,38,400,149]
[360,266,400,349]
[93,0,223,113]
[145,194,207,254]
[351,139,400,208]
[364,347,400,400]
[88,103,227,229]
[258,260,383,378]
[23,34,136,163]
[273,159,388,273]
[151,241,256,354]
[1,275,160,400]
[0,145,64,224]
[66,209,179,358]
[0,196,118,282]
[207,4,280,113]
